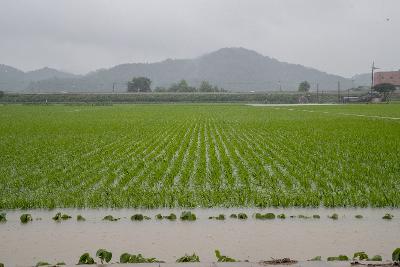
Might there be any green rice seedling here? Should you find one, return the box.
[313,215,320,219]
[308,256,321,261]
[382,213,394,220]
[78,253,95,264]
[52,212,72,221]
[176,253,200,262]
[77,215,86,221]
[20,214,33,223]
[328,213,339,220]
[131,214,144,221]
[155,214,163,220]
[230,214,237,218]
[103,215,119,221]
[215,250,236,262]
[367,255,382,261]
[353,252,368,260]
[120,253,163,263]
[277,214,286,219]
[180,211,196,221]
[96,249,112,264]
[35,262,50,267]
[393,248,400,262]
[355,215,363,219]
[0,213,6,222]
[238,213,247,219]
[327,255,349,261]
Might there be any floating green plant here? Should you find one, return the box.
[209,214,225,220]
[96,249,112,264]
[255,213,275,220]
[103,215,119,221]
[35,262,50,267]
[368,255,382,261]
[327,255,349,261]
[230,214,237,218]
[20,213,33,223]
[382,213,394,220]
[313,215,320,219]
[355,215,363,219]
[52,212,72,221]
[155,214,163,219]
[78,253,95,264]
[353,252,368,260]
[298,214,311,219]
[238,213,247,219]
[180,211,196,221]
[308,256,321,261]
[120,253,163,263]
[0,212,6,222]
[176,253,200,262]
[164,213,177,220]
[77,215,86,221]
[328,213,339,220]
[131,214,144,221]
[215,250,236,262]
[277,214,286,219]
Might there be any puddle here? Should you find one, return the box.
[0,208,399,266]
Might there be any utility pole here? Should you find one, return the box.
[371,61,379,94]
[337,81,341,103]
[112,82,116,93]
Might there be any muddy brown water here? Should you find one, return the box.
[0,208,399,266]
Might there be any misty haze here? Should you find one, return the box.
[0,1,399,267]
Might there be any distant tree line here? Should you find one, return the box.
[127,77,226,93]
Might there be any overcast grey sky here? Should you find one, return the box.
[0,0,399,77]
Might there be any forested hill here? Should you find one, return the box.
[1,48,369,92]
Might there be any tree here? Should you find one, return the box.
[168,80,196,92]
[373,83,396,102]
[127,77,152,92]
[298,81,310,92]
[0,91,4,98]
[199,81,213,92]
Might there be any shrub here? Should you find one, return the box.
[230,214,237,218]
[327,255,349,261]
[368,255,382,261]
[277,214,286,219]
[77,215,86,221]
[52,212,72,221]
[313,215,320,219]
[355,215,363,219]
[393,248,400,262]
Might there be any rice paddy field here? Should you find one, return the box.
[0,103,399,209]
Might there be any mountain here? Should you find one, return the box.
[0,65,79,92]
[1,48,371,92]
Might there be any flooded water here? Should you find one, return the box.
[0,208,399,266]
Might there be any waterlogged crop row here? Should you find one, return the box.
[2,248,400,267]
[0,211,395,223]
[0,104,399,208]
